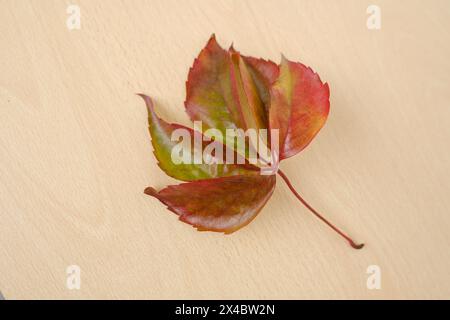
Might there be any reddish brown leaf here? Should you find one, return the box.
[145,174,276,234]
[185,35,241,135]
[269,57,330,159]
[139,35,363,249]
[185,36,276,145]
[242,56,279,113]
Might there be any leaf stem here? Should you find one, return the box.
[277,169,364,250]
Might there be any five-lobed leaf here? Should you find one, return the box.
[142,35,331,234]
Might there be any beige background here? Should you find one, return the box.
[1,0,449,299]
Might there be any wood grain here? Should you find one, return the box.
[1,0,449,299]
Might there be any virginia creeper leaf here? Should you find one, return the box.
[140,35,363,248]
[185,35,277,159]
[139,94,257,181]
[269,57,330,160]
[185,35,240,135]
[145,174,276,234]
[241,56,279,113]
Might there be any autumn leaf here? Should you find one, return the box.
[144,174,275,234]
[138,93,258,181]
[139,35,363,249]
[269,56,330,159]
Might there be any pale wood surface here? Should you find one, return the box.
[1,0,449,299]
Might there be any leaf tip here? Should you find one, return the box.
[144,186,158,197]
[137,93,156,114]
[136,92,150,102]
[207,33,218,47]
[280,53,289,64]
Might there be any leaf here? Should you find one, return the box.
[185,35,240,135]
[145,174,276,233]
[140,35,363,248]
[241,56,279,112]
[185,35,277,156]
[269,56,330,160]
[139,93,258,181]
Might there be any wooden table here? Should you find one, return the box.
[1,0,449,299]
